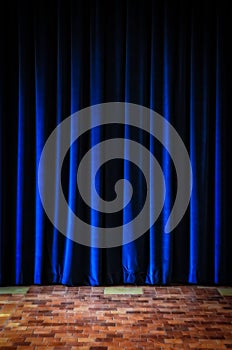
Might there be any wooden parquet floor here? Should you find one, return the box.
[0,285,231,349]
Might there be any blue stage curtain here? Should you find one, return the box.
[0,1,231,285]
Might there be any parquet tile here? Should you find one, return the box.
[0,286,231,349]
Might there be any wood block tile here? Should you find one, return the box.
[0,285,231,349]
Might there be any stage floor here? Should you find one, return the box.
[0,285,232,349]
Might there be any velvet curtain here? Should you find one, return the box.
[0,1,231,285]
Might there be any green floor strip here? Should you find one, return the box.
[217,288,232,296]
[0,286,29,295]
[104,286,143,295]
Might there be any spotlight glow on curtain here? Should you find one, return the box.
[0,1,231,286]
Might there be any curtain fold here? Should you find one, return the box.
[0,1,231,286]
